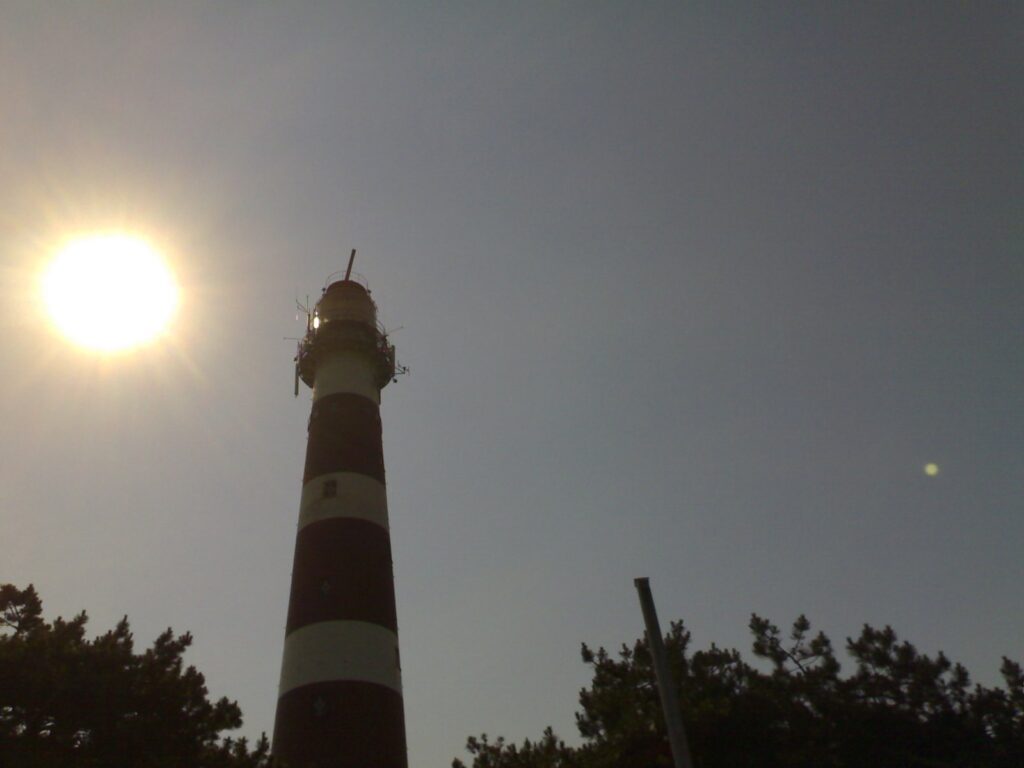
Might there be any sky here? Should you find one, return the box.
[1,2,1022,765]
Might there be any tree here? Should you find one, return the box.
[455,615,1024,768]
[0,583,273,767]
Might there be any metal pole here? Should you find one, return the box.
[634,577,694,768]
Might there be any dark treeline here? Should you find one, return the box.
[454,614,1024,768]
[0,584,273,768]
[4,582,1022,767]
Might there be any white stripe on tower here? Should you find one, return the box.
[279,621,402,695]
[312,352,381,404]
[298,471,390,531]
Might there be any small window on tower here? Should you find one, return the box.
[323,479,337,498]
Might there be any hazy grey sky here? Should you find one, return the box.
[1,3,1021,765]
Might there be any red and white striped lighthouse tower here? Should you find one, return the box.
[273,261,407,768]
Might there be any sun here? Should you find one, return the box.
[42,233,179,352]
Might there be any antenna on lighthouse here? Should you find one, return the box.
[344,249,357,281]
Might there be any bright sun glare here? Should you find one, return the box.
[42,234,179,352]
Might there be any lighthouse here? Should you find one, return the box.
[273,260,407,768]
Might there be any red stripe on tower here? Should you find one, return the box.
[273,275,407,768]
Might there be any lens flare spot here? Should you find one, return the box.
[924,463,940,477]
[42,234,179,352]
